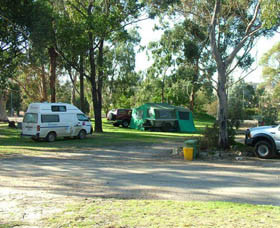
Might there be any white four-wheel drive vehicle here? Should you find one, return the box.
[245,125,280,159]
[21,102,92,142]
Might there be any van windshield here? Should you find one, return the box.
[77,114,89,121]
[23,113,38,123]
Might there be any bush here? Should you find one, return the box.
[200,121,236,150]
[262,106,278,125]
[244,108,257,119]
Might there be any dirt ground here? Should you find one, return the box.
[1,142,280,227]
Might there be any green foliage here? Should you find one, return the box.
[262,104,278,125]
[261,0,280,28]
[260,42,280,89]
[6,84,21,115]
[103,29,141,112]
[200,123,219,149]
[145,20,213,110]
[228,81,258,121]
[201,121,236,149]
[244,108,258,120]
[0,0,33,89]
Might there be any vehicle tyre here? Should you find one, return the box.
[113,122,120,127]
[122,120,129,128]
[46,132,56,142]
[254,140,274,159]
[78,130,86,140]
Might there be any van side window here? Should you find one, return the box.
[41,115,60,123]
[77,114,89,121]
[51,106,66,112]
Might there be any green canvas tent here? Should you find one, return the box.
[130,103,196,133]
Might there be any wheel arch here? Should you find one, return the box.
[47,131,57,137]
[46,131,57,142]
[252,134,276,151]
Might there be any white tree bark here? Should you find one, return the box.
[209,0,261,149]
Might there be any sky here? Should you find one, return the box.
[135,19,280,84]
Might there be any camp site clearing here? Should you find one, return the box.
[1,140,280,226]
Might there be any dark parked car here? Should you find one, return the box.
[107,109,132,128]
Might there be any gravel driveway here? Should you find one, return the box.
[1,142,280,226]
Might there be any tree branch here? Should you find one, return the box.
[209,0,223,66]
[227,66,257,88]
[226,1,261,65]
[226,39,254,76]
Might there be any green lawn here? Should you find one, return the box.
[45,199,280,228]
[0,114,215,156]
[1,115,279,227]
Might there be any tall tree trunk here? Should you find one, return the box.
[48,47,57,103]
[0,91,8,121]
[190,90,195,111]
[41,65,48,102]
[161,79,165,103]
[217,65,229,149]
[161,70,168,103]
[95,39,104,132]
[209,0,229,149]
[79,54,85,112]
[88,32,103,133]
[71,73,77,106]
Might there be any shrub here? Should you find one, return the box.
[200,121,236,150]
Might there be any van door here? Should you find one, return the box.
[40,114,60,137]
[77,114,91,134]
[59,113,74,137]
[22,113,38,136]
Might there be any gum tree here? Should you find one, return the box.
[147,0,279,149]
[55,0,145,132]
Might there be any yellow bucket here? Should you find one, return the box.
[183,147,193,161]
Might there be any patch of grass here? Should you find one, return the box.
[0,113,214,157]
[45,199,280,228]
[193,112,216,133]
[0,222,26,228]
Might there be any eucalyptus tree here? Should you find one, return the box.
[261,0,280,28]
[55,0,145,132]
[260,42,280,87]
[260,42,280,104]
[147,20,212,110]
[0,0,34,120]
[228,81,257,121]
[103,29,141,113]
[147,0,279,149]
[26,0,61,103]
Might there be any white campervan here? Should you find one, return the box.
[21,103,92,142]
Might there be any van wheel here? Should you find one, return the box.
[255,140,274,159]
[78,130,86,140]
[46,132,56,142]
